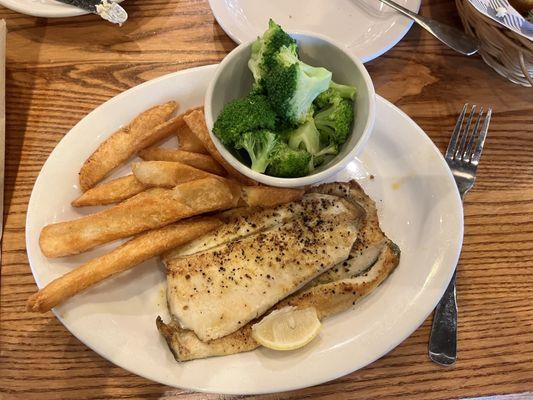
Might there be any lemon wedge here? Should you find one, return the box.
[251,306,321,351]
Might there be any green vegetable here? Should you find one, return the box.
[287,118,321,155]
[212,94,277,146]
[314,81,356,109]
[267,142,311,178]
[312,143,339,168]
[315,142,339,157]
[264,43,332,125]
[213,19,356,178]
[236,130,279,173]
[248,19,296,90]
[314,99,354,145]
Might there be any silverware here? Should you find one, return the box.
[377,0,480,55]
[428,104,492,366]
[55,0,128,25]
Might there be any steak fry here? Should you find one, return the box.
[241,186,304,208]
[139,147,225,176]
[79,101,178,191]
[72,174,145,207]
[40,177,238,258]
[176,117,208,154]
[132,161,215,188]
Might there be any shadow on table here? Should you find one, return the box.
[3,18,50,229]
[2,0,180,224]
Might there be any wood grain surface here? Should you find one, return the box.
[1,0,532,399]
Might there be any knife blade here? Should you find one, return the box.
[55,0,128,25]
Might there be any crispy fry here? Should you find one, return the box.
[183,109,258,186]
[28,217,222,313]
[39,177,238,258]
[79,101,178,191]
[224,179,248,208]
[176,119,208,154]
[71,175,145,207]
[137,164,245,200]
[132,161,214,188]
[139,147,225,176]
[241,186,305,208]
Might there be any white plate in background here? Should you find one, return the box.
[0,0,124,18]
[208,0,421,62]
[26,65,462,395]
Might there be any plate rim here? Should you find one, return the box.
[207,0,421,63]
[26,64,463,395]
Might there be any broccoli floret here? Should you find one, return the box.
[312,143,339,168]
[212,94,277,146]
[267,142,311,178]
[316,143,339,157]
[314,99,354,145]
[314,81,357,109]
[264,43,332,125]
[248,83,266,96]
[287,118,321,155]
[236,130,279,173]
[248,19,296,88]
[331,81,356,100]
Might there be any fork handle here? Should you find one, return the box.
[428,271,458,365]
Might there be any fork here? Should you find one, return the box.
[428,104,492,366]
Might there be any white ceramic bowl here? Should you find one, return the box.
[205,32,376,187]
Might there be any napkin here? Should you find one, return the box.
[468,0,533,40]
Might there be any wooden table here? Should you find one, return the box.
[1,1,532,399]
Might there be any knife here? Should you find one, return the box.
[55,0,128,25]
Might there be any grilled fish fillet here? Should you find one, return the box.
[165,193,362,341]
[162,198,315,262]
[157,181,401,361]
[157,240,399,361]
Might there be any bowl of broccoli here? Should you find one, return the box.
[205,20,375,187]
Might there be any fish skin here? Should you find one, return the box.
[157,181,401,361]
[165,194,361,341]
[157,316,258,361]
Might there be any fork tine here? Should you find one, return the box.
[445,104,468,159]
[464,107,483,161]
[455,105,476,160]
[471,108,491,165]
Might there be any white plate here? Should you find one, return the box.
[0,0,123,18]
[26,65,463,395]
[208,0,421,62]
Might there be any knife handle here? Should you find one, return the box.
[428,271,458,366]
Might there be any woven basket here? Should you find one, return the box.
[456,0,533,87]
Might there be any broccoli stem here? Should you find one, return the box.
[330,82,356,100]
[240,131,278,173]
[287,119,321,155]
[315,143,338,157]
